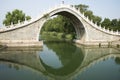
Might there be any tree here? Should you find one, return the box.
[118,19,120,31]
[26,16,31,20]
[84,10,93,20]
[111,19,118,27]
[75,4,89,13]
[92,16,102,25]
[3,12,12,26]
[110,19,119,31]
[74,4,120,31]
[101,18,111,28]
[75,4,102,26]
[3,9,31,27]
[118,19,120,27]
[41,15,75,34]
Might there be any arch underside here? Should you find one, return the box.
[47,10,85,40]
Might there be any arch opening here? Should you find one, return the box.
[39,8,85,41]
[53,11,85,40]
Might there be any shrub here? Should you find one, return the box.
[42,31,49,35]
[49,32,57,36]
[57,33,65,39]
[65,34,73,40]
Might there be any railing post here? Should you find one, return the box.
[116,30,119,35]
[10,22,13,28]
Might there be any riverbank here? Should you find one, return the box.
[74,40,120,48]
[40,31,75,41]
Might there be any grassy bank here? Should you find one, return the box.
[40,31,76,41]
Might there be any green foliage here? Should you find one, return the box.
[41,15,76,40]
[75,4,89,13]
[111,19,118,27]
[41,15,75,34]
[3,9,31,26]
[57,33,65,39]
[43,41,84,75]
[84,10,93,20]
[50,32,57,36]
[75,4,120,31]
[75,4,102,26]
[42,32,49,35]
[43,13,49,19]
[26,16,31,20]
[41,3,120,41]
[41,31,75,41]
[92,16,102,25]
[115,57,120,64]
[101,18,120,31]
[65,34,73,40]
[101,18,111,27]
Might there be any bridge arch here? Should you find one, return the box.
[39,6,86,41]
[0,5,119,46]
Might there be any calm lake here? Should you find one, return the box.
[0,41,120,80]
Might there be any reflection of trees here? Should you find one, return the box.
[8,63,20,70]
[41,41,84,76]
[115,57,120,65]
[8,64,12,68]
[14,64,20,70]
[45,42,76,65]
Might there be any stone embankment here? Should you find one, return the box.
[0,41,43,47]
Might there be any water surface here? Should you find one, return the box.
[0,41,120,80]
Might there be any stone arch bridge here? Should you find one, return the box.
[0,4,120,47]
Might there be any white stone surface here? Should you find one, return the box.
[0,4,120,46]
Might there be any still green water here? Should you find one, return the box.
[0,41,120,80]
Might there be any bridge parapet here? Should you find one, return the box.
[0,4,120,46]
[1,4,120,36]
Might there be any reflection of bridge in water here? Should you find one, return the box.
[0,46,120,80]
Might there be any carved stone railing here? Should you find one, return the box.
[1,4,120,36]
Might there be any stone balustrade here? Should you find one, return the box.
[0,4,120,36]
